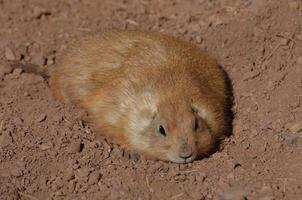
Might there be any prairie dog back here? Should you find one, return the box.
[50,31,230,163]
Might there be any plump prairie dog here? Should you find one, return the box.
[49,31,230,163]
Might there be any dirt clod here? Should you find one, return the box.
[4,48,16,61]
[68,142,82,153]
[288,1,300,9]
[36,114,47,122]
[286,119,302,133]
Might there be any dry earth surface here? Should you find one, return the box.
[0,0,302,199]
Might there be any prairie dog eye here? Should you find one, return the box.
[159,125,167,137]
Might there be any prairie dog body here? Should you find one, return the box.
[50,31,230,163]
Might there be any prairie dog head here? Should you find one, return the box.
[126,90,216,164]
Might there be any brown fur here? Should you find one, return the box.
[49,31,231,163]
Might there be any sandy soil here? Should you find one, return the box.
[0,0,302,199]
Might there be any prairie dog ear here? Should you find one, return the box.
[191,101,212,125]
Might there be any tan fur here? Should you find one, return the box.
[49,31,230,163]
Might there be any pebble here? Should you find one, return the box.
[65,168,75,181]
[10,167,24,177]
[39,143,52,150]
[259,196,275,200]
[286,119,302,133]
[46,57,55,65]
[5,48,16,61]
[31,53,45,66]
[279,38,289,46]
[288,1,300,9]
[32,7,51,19]
[24,92,30,97]
[0,131,13,148]
[281,133,298,145]
[195,35,203,43]
[68,180,76,193]
[54,177,64,189]
[68,142,82,153]
[76,167,90,179]
[208,15,223,27]
[243,70,260,81]
[51,177,64,191]
[12,68,23,78]
[36,114,47,122]
[227,172,235,180]
[219,187,248,200]
[88,171,101,185]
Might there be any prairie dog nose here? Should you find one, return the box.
[178,143,193,159]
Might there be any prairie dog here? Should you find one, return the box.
[50,31,231,163]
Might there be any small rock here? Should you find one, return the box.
[196,35,203,43]
[286,119,302,133]
[51,177,64,191]
[46,57,54,65]
[12,118,22,126]
[259,196,275,200]
[68,180,76,193]
[227,172,235,180]
[10,167,23,177]
[64,168,75,181]
[219,187,248,200]
[33,7,51,19]
[0,131,13,148]
[31,53,45,66]
[243,70,260,81]
[5,48,16,61]
[208,15,223,27]
[88,171,101,185]
[288,1,300,9]
[281,133,299,146]
[76,168,90,179]
[39,143,52,150]
[68,142,82,153]
[36,114,47,122]
[12,68,23,78]
[279,38,290,46]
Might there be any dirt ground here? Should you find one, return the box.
[0,0,302,199]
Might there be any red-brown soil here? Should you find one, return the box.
[0,0,301,199]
